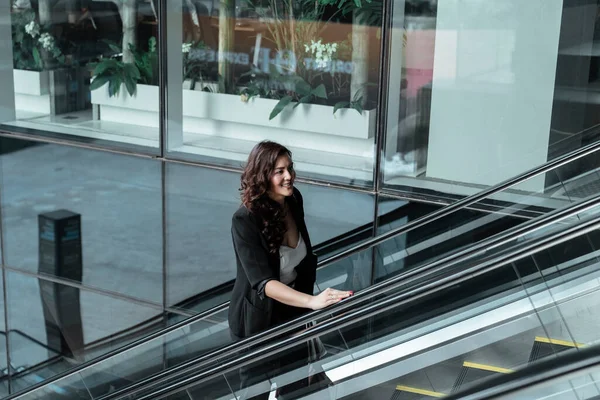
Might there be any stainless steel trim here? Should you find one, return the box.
[373,0,396,192]
[0,159,12,393]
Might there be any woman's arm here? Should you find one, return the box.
[265,280,352,310]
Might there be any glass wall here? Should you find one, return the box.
[1,0,600,397]
[163,0,384,185]
[0,137,163,304]
[384,0,600,200]
[3,2,160,153]
[165,162,375,312]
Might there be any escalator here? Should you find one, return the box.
[7,155,600,400]
[104,192,600,400]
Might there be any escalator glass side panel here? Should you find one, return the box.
[72,308,230,398]
[20,201,600,400]
[15,371,92,400]
[488,367,600,400]
[375,151,600,286]
[153,227,600,400]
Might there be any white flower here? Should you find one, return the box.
[38,33,56,51]
[304,39,338,70]
[25,21,40,38]
[182,43,192,53]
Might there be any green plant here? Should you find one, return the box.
[183,42,217,90]
[89,58,141,97]
[334,88,364,115]
[89,38,158,97]
[239,66,283,101]
[132,37,158,85]
[240,67,328,120]
[11,9,65,71]
[269,76,327,120]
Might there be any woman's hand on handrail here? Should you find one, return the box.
[265,280,353,310]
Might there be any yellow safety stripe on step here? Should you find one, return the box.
[396,385,445,398]
[535,336,585,348]
[463,361,513,374]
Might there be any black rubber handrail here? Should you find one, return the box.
[9,139,600,400]
[118,197,600,400]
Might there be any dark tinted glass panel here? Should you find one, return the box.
[0,137,163,304]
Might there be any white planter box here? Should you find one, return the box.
[182,91,376,140]
[92,84,376,156]
[91,83,159,130]
[14,68,88,116]
[13,69,51,114]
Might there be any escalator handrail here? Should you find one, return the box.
[444,344,600,400]
[93,191,600,400]
[314,139,600,271]
[113,199,600,400]
[9,139,600,399]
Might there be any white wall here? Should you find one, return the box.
[426,0,564,191]
[0,11,16,122]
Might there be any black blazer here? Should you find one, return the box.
[228,188,317,339]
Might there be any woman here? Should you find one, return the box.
[229,140,352,398]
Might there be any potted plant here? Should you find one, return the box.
[182,41,219,92]
[11,9,87,116]
[89,37,160,131]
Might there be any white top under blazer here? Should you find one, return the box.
[279,233,307,285]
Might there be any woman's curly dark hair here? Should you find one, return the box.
[240,141,295,254]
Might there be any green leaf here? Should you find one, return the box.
[93,59,118,76]
[123,63,141,81]
[108,77,122,97]
[89,75,110,91]
[148,37,157,53]
[32,47,42,70]
[311,84,327,99]
[269,96,293,120]
[294,95,312,108]
[353,102,364,114]
[333,101,350,114]
[295,78,311,96]
[109,43,122,54]
[124,76,137,96]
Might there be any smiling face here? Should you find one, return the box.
[267,154,295,204]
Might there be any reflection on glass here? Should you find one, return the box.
[0,137,163,303]
[165,163,375,312]
[384,0,600,201]
[6,270,167,392]
[167,0,383,185]
[4,1,159,151]
[14,371,92,400]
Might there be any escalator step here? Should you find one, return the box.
[392,385,445,399]
[452,361,513,393]
[528,336,584,364]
